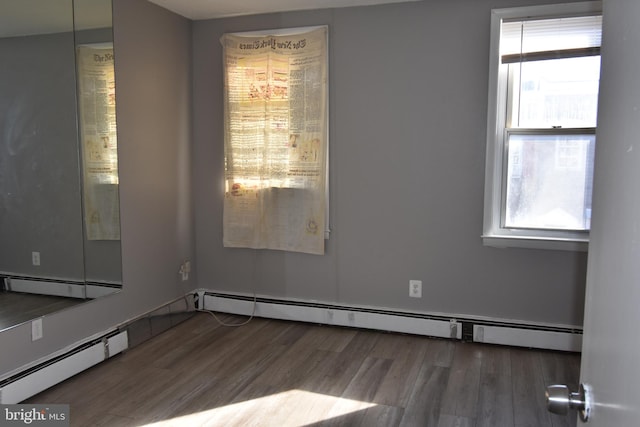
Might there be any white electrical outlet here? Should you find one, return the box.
[32,251,40,266]
[32,318,43,341]
[409,280,422,298]
[179,260,191,281]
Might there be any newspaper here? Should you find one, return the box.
[221,27,328,254]
[77,45,120,240]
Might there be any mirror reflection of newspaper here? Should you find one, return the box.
[222,27,328,254]
[77,45,120,240]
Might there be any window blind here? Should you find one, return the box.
[501,15,602,63]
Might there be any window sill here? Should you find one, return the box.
[482,234,588,252]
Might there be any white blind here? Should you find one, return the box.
[501,15,602,60]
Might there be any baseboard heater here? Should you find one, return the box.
[4,277,87,299]
[2,277,122,300]
[200,292,582,352]
[0,331,128,404]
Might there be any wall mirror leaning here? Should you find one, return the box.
[0,0,121,332]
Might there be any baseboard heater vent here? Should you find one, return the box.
[4,277,87,299]
[0,330,128,404]
[203,292,461,340]
[201,292,582,352]
[1,276,122,300]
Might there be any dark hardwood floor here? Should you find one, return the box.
[0,291,86,331]
[26,312,581,427]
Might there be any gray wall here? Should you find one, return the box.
[192,0,588,327]
[0,32,85,281]
[0,27,122,285]
[77,28,123,285]
[0,0,194,376]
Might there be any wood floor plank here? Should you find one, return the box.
[368,333,429,407]
[422,338,455,368]
[119,313,236,372]
[511,349,553,427]
[292,329,382,398]
[0,291,85,330]
[329,356,393,415]
[317,403,404,427]
[439,343,483,419]
[313,325,357,353]
[171,343,295,418]
[539,351,581,427]
[475,345,514,427]
[83,412,136,427]
[23,313,581,427]
[237,325,340,394]
[23,357,133,407]
[356,404,405,427]
[399,364,450,427]
[437,414,474,427]
[202,320,305,381]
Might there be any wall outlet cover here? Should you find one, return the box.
[31,318,43,341]
[409,280,422,298]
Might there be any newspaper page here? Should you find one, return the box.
[77,45,120,240]
[221,27,328,255]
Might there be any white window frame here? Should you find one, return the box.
[482,1,602,251]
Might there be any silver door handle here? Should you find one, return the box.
[546,383,592,422]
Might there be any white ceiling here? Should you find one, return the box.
[147,0,421,20]
[1,0,418,37]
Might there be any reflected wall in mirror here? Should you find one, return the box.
[74,0,121,293]
[0,0,121,331]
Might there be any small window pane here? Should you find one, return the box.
[510,56,601,128]
[505,133,595,231]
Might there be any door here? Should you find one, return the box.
[575,0,640,425]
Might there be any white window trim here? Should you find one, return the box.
[482,1,601,252]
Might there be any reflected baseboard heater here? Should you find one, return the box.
[200,292,582,352]
[3,277,121,300]
[5,277,86,299]
[0,331,128,404]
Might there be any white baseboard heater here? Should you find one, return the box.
[4,277,87,299]
[200,292,582,352]
[0,331,128,404]
[2,277,122,300]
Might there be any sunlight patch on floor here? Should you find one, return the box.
[139,389,377,426]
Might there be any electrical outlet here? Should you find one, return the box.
[32,318,43,341]
[32,251,40,266]
[179,260,191,281]
[409,280,422,298]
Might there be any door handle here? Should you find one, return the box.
[546,383,592,422]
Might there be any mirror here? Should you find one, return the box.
[0,0,121,331]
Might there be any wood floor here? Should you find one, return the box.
[27,312,581,427]
[0,291,86,331]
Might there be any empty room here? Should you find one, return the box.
[1,0,639,425]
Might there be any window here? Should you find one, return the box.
[483,2,602,251]
[221,26,329,255]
